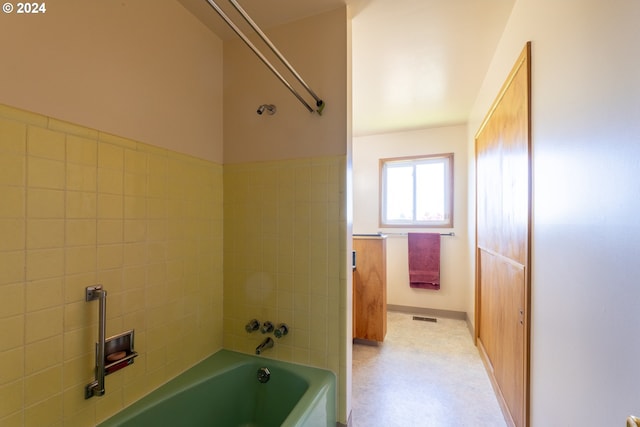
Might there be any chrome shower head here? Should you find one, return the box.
[256,104,276,115]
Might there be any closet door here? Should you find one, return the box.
[475,43,531,427]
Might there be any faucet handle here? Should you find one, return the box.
[261,321,274,334]
[245,319,260,333]
[274,323,289,338]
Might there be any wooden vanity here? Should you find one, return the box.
[352,234,387,342]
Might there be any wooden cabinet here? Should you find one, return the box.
[353,235,387,342]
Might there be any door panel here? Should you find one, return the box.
[475,43,531,427]
[479,249,526,427]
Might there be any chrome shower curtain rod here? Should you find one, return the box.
[204,0,326,115]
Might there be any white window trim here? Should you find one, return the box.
[379,153,454,228]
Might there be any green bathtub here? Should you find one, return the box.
[98,350,336,427]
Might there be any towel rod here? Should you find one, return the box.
[379,231,455,237]
[203,0,325,115]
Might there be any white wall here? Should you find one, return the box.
[223,8,347,163]
[467,1,640,425]
[353,125,468,313]
[0,0,223,162]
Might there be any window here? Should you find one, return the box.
[380,153,453,228]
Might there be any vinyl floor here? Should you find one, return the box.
[351,311,507,427]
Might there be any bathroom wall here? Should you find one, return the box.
[221,7,351,424]
[223,156,345,363]
[0,104,224,426]
[223,8,348,164]
[0,0,223,163]
[0,1,226,426]
[467,0,640,425]
[0,2,350,425]
[353,125,469,314]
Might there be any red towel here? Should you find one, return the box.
[408,233,441,290]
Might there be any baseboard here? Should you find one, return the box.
[337,409,352,427]
[353,338,379,346]
[466,314,475,338]
[387,304,466,320]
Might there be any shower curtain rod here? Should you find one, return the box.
[204,0,326,115]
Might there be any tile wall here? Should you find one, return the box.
[0,104,224,426]
[223,157,346,374]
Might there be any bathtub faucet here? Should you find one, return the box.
[255,337,274,355]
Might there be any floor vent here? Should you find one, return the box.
[412,316,437,323]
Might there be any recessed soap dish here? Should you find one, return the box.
[100,330,138,375]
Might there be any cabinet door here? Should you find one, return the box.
[353,238,386,341]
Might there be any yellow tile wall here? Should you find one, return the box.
[223,156,346,374]
[0,104,223,426]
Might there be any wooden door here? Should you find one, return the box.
[475,43,531,427]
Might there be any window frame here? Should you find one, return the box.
[379,153,454,228]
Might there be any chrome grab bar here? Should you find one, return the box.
[85,285,107,399]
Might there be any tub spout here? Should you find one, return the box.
[255,337,274,355]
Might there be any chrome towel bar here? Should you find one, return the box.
[380,231,455,237]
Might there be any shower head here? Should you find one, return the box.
[257,104,276,115]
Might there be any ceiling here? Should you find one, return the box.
[177,0,515,136]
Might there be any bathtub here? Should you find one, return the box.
[97,349,336,427]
